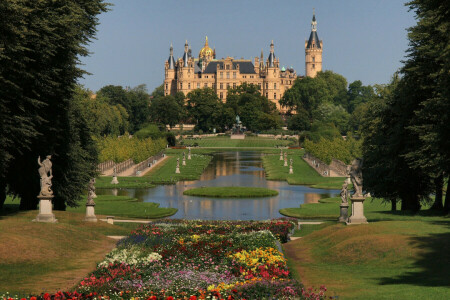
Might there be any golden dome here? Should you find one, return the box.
[199,36,214,59]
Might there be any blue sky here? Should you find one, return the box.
[79,0,416,93]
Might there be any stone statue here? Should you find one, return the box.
[348,159,363,197]
[86,178,96,205]
[236,115,240,124]
[38,155,53,197]
[340,181,348,203]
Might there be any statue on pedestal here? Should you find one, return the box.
[348,159,363,197]
[38,155,53,197]
[86,178,96,206]
[340,181,348,204]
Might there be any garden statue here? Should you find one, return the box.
[86,178,96,205]
[339,181,350,222]
[38,155,53,197]
[346,159,368,225]
[175,158,180,174]
[34,155,57,222]
[289,158,293,174]
[182,152,186,165]
[111,165,119,184]
[340,181,348,203]
[188,147,191,160]
[284,153,288,167]
[348,159,363,197]
[85,178,97,222]
[280,149,283,161]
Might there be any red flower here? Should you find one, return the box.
[189,296,197,300]
[166,297,174,300]
[30,297,37,300]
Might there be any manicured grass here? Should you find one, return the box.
[183,186,278,198]
[279,196,445,222]
[284,219,450,299]
[181,136,295,148]
[0,210,139,294]
[292,222,334,237]
[67,195,177,219]
[143,153,212,184]
[262,149,345,189]
[95,176,155,189]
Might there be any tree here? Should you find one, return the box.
[361,75,432,211]
[0,0,107,211]
[226,83,281,131]
[98,84,151,133]
[312,103,350,134]
[149,95,183,128]
[346,80,375,113]
[400,0,450,212]
[187,88,223,132]
[287,110,311,131]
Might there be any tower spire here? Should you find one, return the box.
[183,40,189,67]
[311,8,317,32]
[268,40,275,67]
[205,36,209,47]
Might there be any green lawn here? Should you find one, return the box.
[284,219,450,300]
[0,209,141,294]
[95,176,155,189]
[262,149,345,189]
[183,186,278,198]
[143,153,212,184]
[66,195,177,219]
[181,136,295,148]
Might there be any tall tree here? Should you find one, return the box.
[0,0,107,211]
[187,88,223,132]
[401,0,450,212]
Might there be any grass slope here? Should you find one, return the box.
[95,176,155,189]
[0,210,142,294]
[67,195,177,219]
[144,154,212,184]
[183,186,278,198]
[182,137,295,148]
[262,150,345,189]
[284,219,450,300]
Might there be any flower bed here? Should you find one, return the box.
[3,219,328,300]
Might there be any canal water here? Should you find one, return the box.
[99,151,339,220]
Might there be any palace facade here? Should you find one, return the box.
[164,13,322,113]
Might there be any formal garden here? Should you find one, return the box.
[1,1,449,299]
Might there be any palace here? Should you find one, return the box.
[164,12,322,113]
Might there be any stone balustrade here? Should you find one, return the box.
[97,160,114,173]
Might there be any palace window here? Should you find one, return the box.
[226,65,230,70]
[233,72,236,79]
[312,64,315,69]
[258,83,262,89]
[188,83,191,89]
[204,83,208,88]
[180,83,183,89]
[227,83,230,89]
[266,83,268,89]
[220,92,223,99]
[220,72,223,79]
[233,83,236,89]
[220,83,223,89]
[212,83,215,89]
[274,83,277,89]
[281,80,283,84]
[274,93,277,100]
[265,92,268,98]
[165,83,168,90]
[197,83,200,88]
[312,56,315,62]
[226,72,230,79]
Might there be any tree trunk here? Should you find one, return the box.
[391,199,397,211]
[19,188,38,210]
[0,180,6,212]
[444,180,449,214]
[401,194,421,212]
[430,174,444,210]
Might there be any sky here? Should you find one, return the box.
[78,0,416,93]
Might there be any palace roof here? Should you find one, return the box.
[202,60,256,74]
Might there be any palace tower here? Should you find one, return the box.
[305,10,323,78]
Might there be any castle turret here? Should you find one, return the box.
[183,40,189,67]
[268,40,275,67]
[305,9,323,77]
[164,43,176,96]
[168,43,175,69]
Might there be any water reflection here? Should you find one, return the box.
[97,152,339,220]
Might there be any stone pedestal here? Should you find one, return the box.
[284,159,288,167]
[188,154,191,160]
[34,196,57,223]
[338,203,349,222]
[280,153,283,161]
[84,205,97,222]
[182,158,186,166]
[175,167,180,174]
[289,166,293,174]
[111,176,119,184]
[346,197,368,225]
